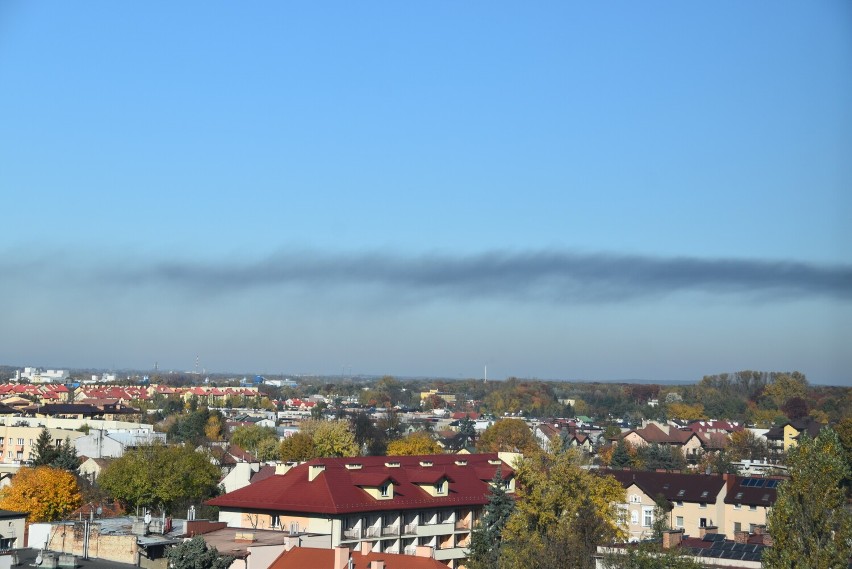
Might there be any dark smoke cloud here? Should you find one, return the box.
[106,249,852,303]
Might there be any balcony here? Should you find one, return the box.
[342,528,361,540]
[415,522,454,537]
[435,547,467,561]
[365,526,381,539]
[381,525,399,537]
[404,546,417,556]
[454,520,470,531]
[403,523,418,535]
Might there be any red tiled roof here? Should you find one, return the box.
[270,547,448,569]
[208,453,513,515]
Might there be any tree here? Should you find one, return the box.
[727,429,769,462]
[610,440,633,469]
[98,443,221,514]
[278,432,317,462]
[458,415,477,447]
[499,450,625,569]
[230,425,278,453]
[599,545,703,569]
[386,432,442,456]
[476,419,539,455]
[311,421,358,458]
[32,427,59,466]
[52,437,80,473]
[166,536,234,569]
[763,427,852,569]
[468,467,516,569]
[0,466,81,522]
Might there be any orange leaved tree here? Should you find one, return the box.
[0,466,82,522]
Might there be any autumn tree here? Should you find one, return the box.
[278,432,317,462]
[476,419,539,455]
[727,429,768,462]
[386,432,442,456]
[764,427,852,569]
[98,443,220,514]
[0,466,82,522]
[166,536,234,569]
[499,450,625,569]
[309,421,358,458]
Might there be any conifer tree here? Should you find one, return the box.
[468,466,515,569]
[610,439,633,469]
[52,437,80,473]
[32,427,59,466]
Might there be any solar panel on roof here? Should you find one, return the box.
[766,479,779,488]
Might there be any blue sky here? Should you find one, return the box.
[1,2,850,384]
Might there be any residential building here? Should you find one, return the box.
[208,453,516,569]
[604,470,778,543]
[0,509,26,550]
[764,418,824,454]
[0,425,84,465]
[269,546,448,569]
[75,428,166,459]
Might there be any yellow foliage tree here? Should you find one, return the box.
[666,402,707,421]
[0,466,82,522]
[387,432,442,456]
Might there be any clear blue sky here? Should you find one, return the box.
[1,2,850,384]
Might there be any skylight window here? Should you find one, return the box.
[677,490,685,497]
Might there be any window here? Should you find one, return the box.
[271,515,281,529]
[630,510,638,525]
[5,451,10,458]
[749,523,756,533]
[0,437,4,445]
[699,518,707,528]
[676,516,684,528]
[380,483,390,497]
[734,522,742,533]
[503,479,511,490]
[676,501,683,507]
[16,439,23,445]
[749,505,757,511]
[677,489,685,497]
[435,481,445,494]
[28,440,33,446]
[629,494,641,504]
[642,507,654,528]
[699,502,707,509]
[734,503,741,509]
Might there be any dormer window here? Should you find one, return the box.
[435,481,445,494]
[380,483,390,497]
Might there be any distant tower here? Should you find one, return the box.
[195,355,200,374]
[484,365,487,384]
[154,361,158,372]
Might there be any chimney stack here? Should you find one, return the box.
[698,525,717,539]
[333,547,349,569]
[734,530,749,544]
[662,529,684,549]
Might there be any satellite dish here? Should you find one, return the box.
[35,554,43,565]
[96,506,103,516]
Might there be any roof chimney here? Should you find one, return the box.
[734,530,749,544]
[662,529,683,549]
[333,547,349,569]
[699,525,718,539]
[370,561,385,569]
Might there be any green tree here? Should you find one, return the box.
[458,415,477,447]
[98,443,221,514]
[599,544,703,569]
[468,466,515,569]
[763,427,852,569]
[230,425,278,454]
[52,437,80,473]
[166,536,234,569]
[500,449,625,569]
[610,440,633,469]
[32,427,59,466]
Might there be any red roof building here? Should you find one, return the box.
[270,546,449,569]
[207,453,515,568]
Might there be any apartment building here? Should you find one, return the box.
[0,425,84,464]
[208,453,516,569]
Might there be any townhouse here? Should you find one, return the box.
[207,453,516,569]
[605,470,779,543]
